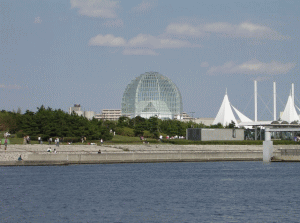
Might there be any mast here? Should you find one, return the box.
[292,83,295,106]
[273,82,276,121]
[254,80,257,122]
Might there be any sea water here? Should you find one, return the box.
[0,162,300,222]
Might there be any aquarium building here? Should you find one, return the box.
[122,72,183,119]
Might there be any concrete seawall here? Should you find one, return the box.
[1,144,298,166]
[21,151,262,165]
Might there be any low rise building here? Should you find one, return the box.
[94,109,122,121]
[186,128,244,141]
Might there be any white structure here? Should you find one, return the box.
[84,111,95,120]
[69,104,95,120]
[212,90,252,127]
[280,94,300,123]
[69,104,84,116]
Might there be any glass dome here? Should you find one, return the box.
[122,72,183,119]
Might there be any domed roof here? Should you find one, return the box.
[122,71,183,119]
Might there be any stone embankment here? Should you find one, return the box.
[0,143,297,166]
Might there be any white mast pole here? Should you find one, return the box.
[273,82,276,121]
[254,80,257,122]
[292,83,295,105]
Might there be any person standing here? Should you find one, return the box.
[48,137,52,145]
[4,138,8,150]
[56,137,59,147]
[100,139,103,146]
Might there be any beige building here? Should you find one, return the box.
[95,109,122,121]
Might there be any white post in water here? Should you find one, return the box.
[273,82,276,121]
[263,128,273,162]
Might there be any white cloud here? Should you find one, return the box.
[128,34,194,49]
[166,23,204,36]
[207,59,296,75]
[122,48,158,56]
[70,0,119,18]
[0,84,21,89]
[89,34,127,46]
[34,17,42,24]
[132,1,154,14]
[89,33,199,55]
[166,22,289,40]
[200,62,209,67]
[103,19,124,28]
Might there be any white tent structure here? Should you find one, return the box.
[213,90,253,127]
[280,94,300,123]
[231,105,253,123]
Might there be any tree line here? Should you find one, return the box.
[0,106,232,141]
[0,106,113,141]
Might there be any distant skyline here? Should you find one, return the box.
[1,0,299,120]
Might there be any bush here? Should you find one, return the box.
[16,130,24,138]
[115,127,135,137]
[143,130,154,139]
[63,137,81,143]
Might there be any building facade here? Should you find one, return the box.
[122,71,183,119]
[94,109,122,121]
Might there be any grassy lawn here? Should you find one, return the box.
[2,131,300,145]
[105,135,160,144]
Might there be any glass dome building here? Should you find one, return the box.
[122,72,183,119]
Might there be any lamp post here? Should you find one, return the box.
[190,112,195,128]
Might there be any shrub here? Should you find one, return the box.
[63,137,81,143]
[115,127,135,137]
[16,130,24,138]
[143,130,154,139]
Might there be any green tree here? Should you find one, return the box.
[148,116,159,138]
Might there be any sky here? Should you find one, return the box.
[1,0,299,120]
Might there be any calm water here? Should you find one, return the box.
[1,162,300,222]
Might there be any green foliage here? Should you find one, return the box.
[115,127,135,137]
[63,137,82,143]
[209,122,224,128]
[132,116,147,136]
[117,116,130,128]
[148,116,159,138]
[0,111,20,133]
[0,106,113,141]
[143,130,154,138]
[226,121,236,128]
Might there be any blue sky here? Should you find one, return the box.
[1,0,299,120]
